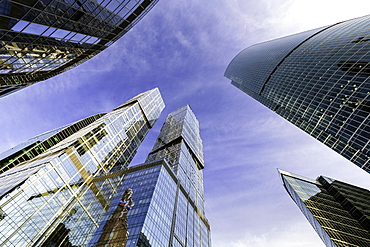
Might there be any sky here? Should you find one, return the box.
[1,0,370,246]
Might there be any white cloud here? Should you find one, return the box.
[281,0,370,33]
[1,1,370,247]
[213,222,325,247]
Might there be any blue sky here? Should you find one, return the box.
[1,0,370,246]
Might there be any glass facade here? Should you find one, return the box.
[0,0,159,97]
[97,105,211,247]
[279,170,370,247]
[225,15,370,173]
[0,88,164,246]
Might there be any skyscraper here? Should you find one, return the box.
[225,15,370,172]
[0,88,164,246]
[90,105,211,246]
[0,0,159,97]
[279,169,370,247]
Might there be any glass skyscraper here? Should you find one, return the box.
[279,169,370,247]
[92,105,211,247]
[0,88,165,246]
[225,15,370,173]
[0,0,159,97]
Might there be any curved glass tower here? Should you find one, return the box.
[225,15,370,172]
[0,0,159,97]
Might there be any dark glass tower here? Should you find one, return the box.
[279,169,370,247]
[225,15,370,172]
[0,88,164,246]
[0,0,159,97]
[91,105,211,246]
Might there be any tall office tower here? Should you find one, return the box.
[279,169,370,247]
[0,0,158,97]
[0,88,165,246]
[92,105,211,246]
[225,15,370,172]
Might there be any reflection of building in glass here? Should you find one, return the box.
[0,88,164,246]
[95,188,134,247]
[225,15,370,173]
[0,0,159,97]
[92,106,211,246]
[279,169,370,246]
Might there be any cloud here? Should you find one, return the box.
[213,222,324,247]
[281,0,370,33]
[1,1,370,247]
